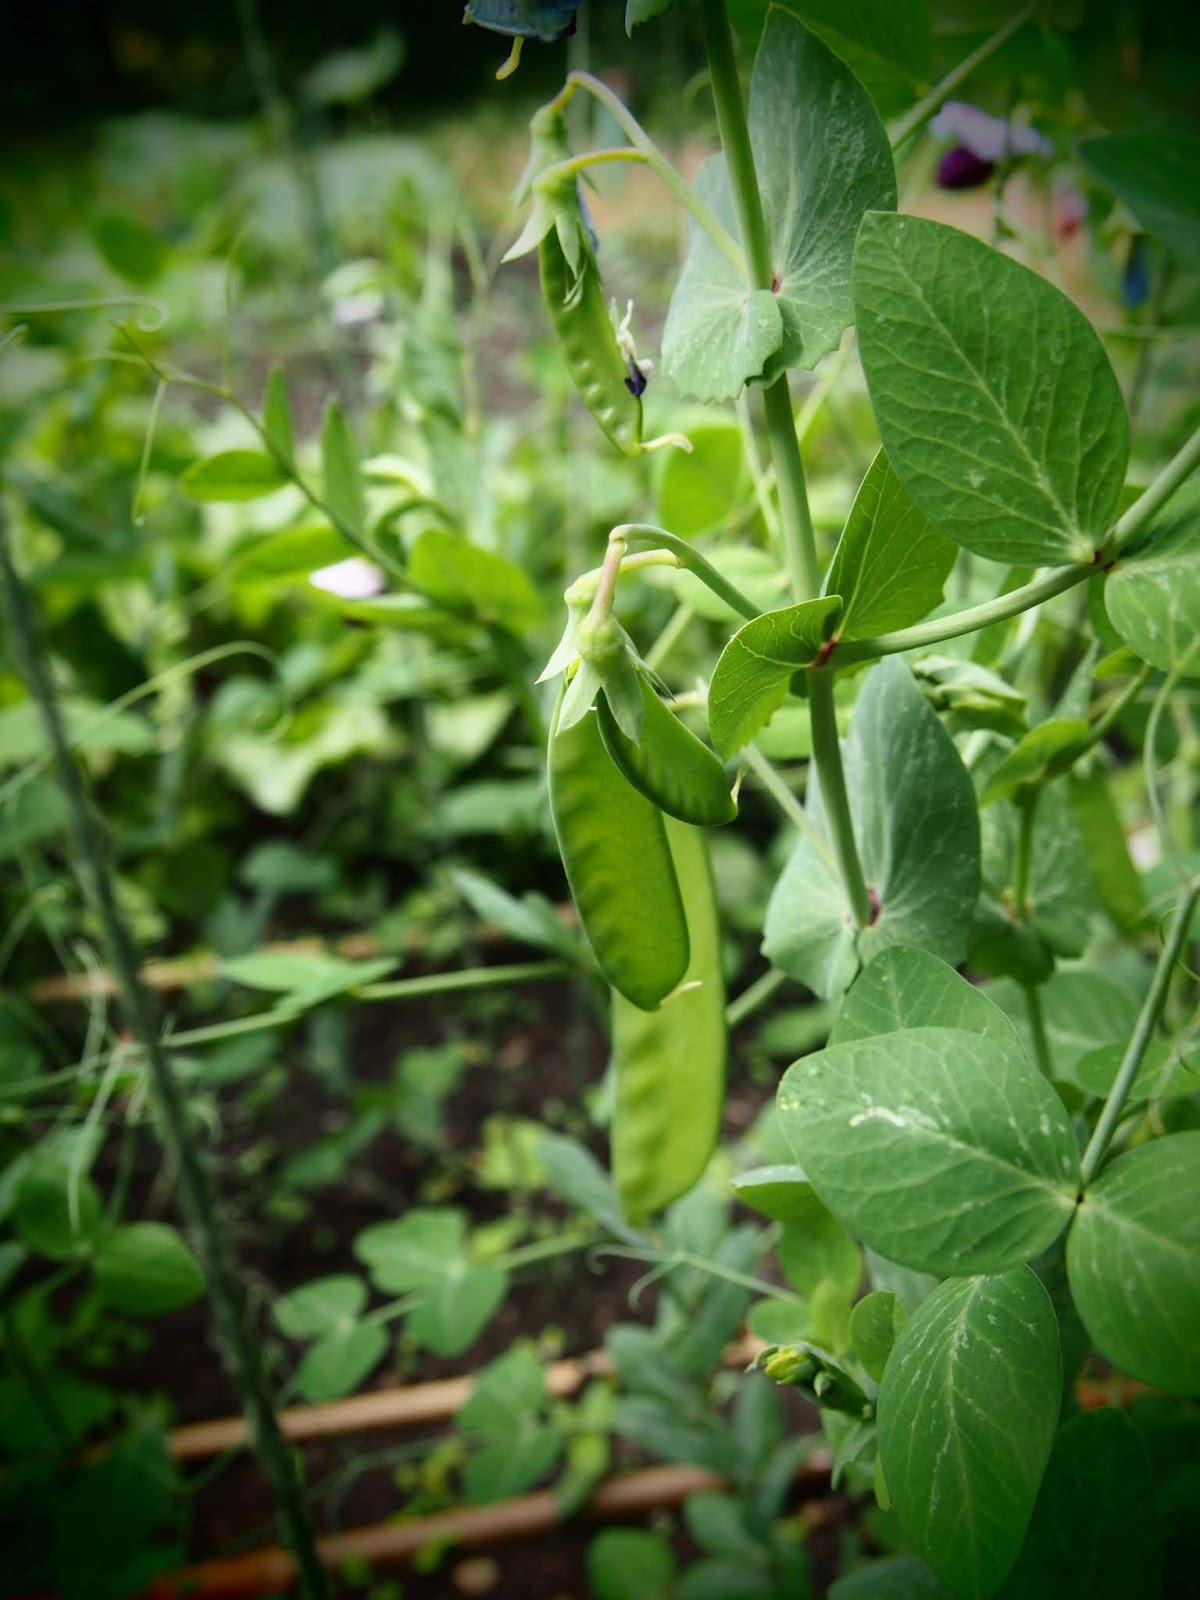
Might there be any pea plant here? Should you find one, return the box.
[489,2,1200,1595]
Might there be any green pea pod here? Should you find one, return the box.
[539,226,644,456]
[548,692,689,1010]
[612,818,726,1225]
[597,674,736,827]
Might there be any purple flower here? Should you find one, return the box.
[936,147,996,190]
[930,101,1051,163]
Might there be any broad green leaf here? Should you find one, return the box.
[13,1157,102,1260]
[854,213,1129,566]
[261,364,295,463]
[93,1224,205,1316]
[663,13,895,401]
[91,213,168,284]
[877,1268,1062,1600]
[849,1290,907,1382]
[829,945,1021,1050]
[295,1322,387,1402]
[730,1164,828,1224]
[460,1347,546,1438]
[1066,769,1146,937]
[778,1213,860,1299]
[1067,1132,1200,1394]
[764,658,980,1000]
[588,1529,676,1600]
[707,596,842,756]
[464,1426,561,1503]
[1079,131,1200,260]
[321,398,366,535]
[655,419,747,536]
[825,451,956,640]
[230,524,354,584]
[612,820,725,1224]
[406,1264,508,1357]
[778,1028,1080,1274]
[410,526,544,633]
[179,450,288,503]
[274,1274,367,1339]
[994,1410,1161,1600]
[662,170,783,403]
[355,1207,469,1291]
[980,719,1090,805]
[731,1,931,118]
[1104,481,1200,674]
[830,1555,953,1599]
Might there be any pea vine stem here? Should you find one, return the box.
[554,71,746,277]
[888,2,1039,152]
[1080,880,1200,1185]
[698,0,871,927]
[0,509,333,1600]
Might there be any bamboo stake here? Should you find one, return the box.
[141,1462,832,1600]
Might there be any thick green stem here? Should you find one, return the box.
[1080,882,1200,1185]
[0,513,332,1600]
[836,564,1090,665]
[1012,787,1039,914]
[810,675,873,927]
[1024,984,1053,1079]
[699,0,868,924]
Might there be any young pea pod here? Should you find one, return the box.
[611,818,726,1225]
[548,689,689,1011]
[597,673,737,827]
[539,224,647,457]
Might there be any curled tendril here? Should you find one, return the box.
[0,294,168,331]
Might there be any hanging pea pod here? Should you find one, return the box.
[611,818,726,1225]
[597,672,736,827]
[538,221,650,456]
[548,688,689,1011]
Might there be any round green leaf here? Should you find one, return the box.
[179,450,288,503]
[778,1027,1080,1275]
[778,1214,861,1299]
[849,1290,907,1383]
[877,1268,1062,1600]
[1067,1132,1200,1395]
[829,945,1021,1050]
[93,1223,205,1316]
[994,1409,1161,1599]
[407,1264,508,1357]
[655,420,747,537]
[830,1554,953,1599]
[296,1322,387,1403]
[274,1274,367,1339]
[588,1528,676,1600]
[13,1158,103,1261]
[855,213,1129,566]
